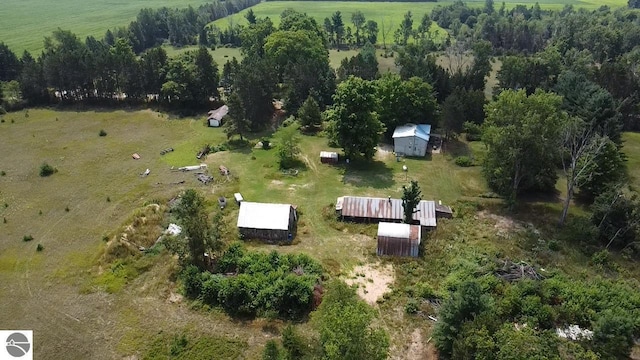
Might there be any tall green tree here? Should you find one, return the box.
[364,20,379,45]
[0,43,20,81]
[337,42,379,81]
[326,76,384,160]
[276,123,302,169]
[402,181,422,224]
[297,95,323,131]
[312,281,389,360]
[224,92,251,140]
[19,51,48,104]
[233,56,277,130]
[351,11,366,46]
[396,43,451,102]
[395,11,414,45]
[482,89,566,206]
[374,74,438,139]
[42,29,91,100]
[174,189,211,270]
[331,11,345,48]
[245,9,257,24]
[555,70,623,144]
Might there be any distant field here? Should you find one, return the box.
[0,0,213,54]
[1,0,627,55]
[209,0,626,41]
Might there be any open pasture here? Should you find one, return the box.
[0,0,213,54]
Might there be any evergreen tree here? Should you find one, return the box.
[402,181,422,224]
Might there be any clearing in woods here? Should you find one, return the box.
[2,108,640,358]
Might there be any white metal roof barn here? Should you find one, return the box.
[237,202,298,242]
[377,222,422,257]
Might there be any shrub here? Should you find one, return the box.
[39,162,57,177]
[36,244,44,252]
[464,122,482,141]
[455,156,473,167]
[405,298,420,314]
[261,138,271,150]
[591,250,610,266]
[99,129,107,137]
[23,235,34,242]
[65,206,70,212]
[1,171,5,176]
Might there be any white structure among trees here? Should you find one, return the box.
[392,124,431,157]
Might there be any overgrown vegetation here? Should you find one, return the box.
[180,242,323,319]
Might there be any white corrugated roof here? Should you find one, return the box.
[237,202,292,230]
[378,222,411,238]
[320,151,338,158]
[392,124,431,141]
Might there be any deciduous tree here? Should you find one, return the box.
[482,89,565,206]
[326,76,384,159]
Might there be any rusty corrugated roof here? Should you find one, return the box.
[338,196,436,227]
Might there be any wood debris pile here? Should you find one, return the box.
[495,259,544,282]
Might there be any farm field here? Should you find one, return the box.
[1,0,628,55]
[208,0,627,38]
[0,0,214,54]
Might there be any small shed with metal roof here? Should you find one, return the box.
[320,151,339,164]
[335,196,437,228]
[237,202,297,242]
[392,124,431,157]
[377,222,421,257]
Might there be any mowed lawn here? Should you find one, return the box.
[0,0,213,54]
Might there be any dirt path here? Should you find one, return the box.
[344,263,394,305]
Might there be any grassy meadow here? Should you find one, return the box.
[1,0,628,54]
[208,0,627,40]
[0,0,215,55]
[1,108,640,358]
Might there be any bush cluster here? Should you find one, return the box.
[181,243,323,319]
[39,162,57,177]
[455,156,473,167]
[433,275,640,359]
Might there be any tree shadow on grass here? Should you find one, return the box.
[341,159,395,189]
[225,138,253,154]
[442,138,472,157]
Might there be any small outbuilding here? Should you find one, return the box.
[377,222,421,257]
[237,202,297,242]
[392,124,431,157]
[320,151,338,164]
[207,105,229,127]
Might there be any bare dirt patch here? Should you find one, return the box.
[476,210,524,237]
[376,144,394,159]
[344,263,394,305]
[270,179,284,187]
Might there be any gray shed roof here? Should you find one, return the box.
[336,196,436,227]
[237,202,293,230]
[208,105,229,121]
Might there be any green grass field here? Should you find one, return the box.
[1,108,640,358]
[0,0,213,54]
[1,0,627,54]
[209,0,626,41]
